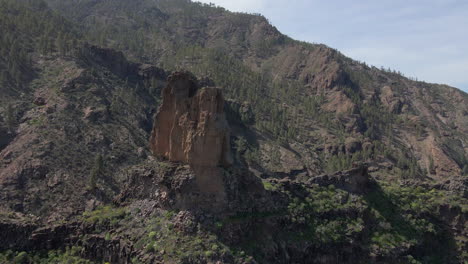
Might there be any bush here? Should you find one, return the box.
[82,205,127,226]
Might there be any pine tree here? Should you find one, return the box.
[235,136,248,161]
[89,154,104,190]
[428,156,435,174]
[4,103,16,133]
[56,32,67,56]
[0,70,7,87]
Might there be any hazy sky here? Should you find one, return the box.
[197,0,468,92]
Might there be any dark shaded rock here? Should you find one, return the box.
[0,126,14,151]
[83,106,109,122]
[138,64,167,81]
[345,138,362,154]
[78,44,138,79]
[173,211,197,234]
[0,220,37,251]
[33,97,46,106]
[79,44,167,82]
[225,99,255,126]
[343,115,365,133]
[324,144,344,155]
[308,164,375,194]
[80,235,134,264]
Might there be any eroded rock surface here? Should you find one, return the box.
[149,72,233,197]
[308,164,375,194]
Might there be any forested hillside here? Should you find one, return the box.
[44,0,468,183]
[0,0,466,263]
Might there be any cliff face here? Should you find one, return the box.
[45,0,468,184]
[149,72,233,196]
[0,1,467,263]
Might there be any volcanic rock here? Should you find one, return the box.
[308,164,375,194]
[149,72,233,197]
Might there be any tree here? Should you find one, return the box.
[428,156,435,174]
[0,70,8,87]
[89,154,104,190]
[56,32,67,56]
[3,103,16,133]
[235,136,247,154]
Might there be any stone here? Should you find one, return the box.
[345,138,362,154]
[33,97,46,106]
[137,147,147,159]
[380,86,404,114]
[149,72,233,196]
[83,107,109,122]
[308,164,375,194]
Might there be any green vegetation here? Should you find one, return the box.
[131,210,235,263]
[428,156,435,174]
[234,136,248,160]
[286,184,366,244]
[88,154,104,190]
[365,183,466,260]
[0,0,465,263]
[262,180,278,191]
[258,180,468,262]
[82,205,127,226]
[234,136,261,164]
[381,183,467,214]
[0,0,79,95]
[25,0,451,180]
[3,103,16,133]
[396,153,425,179]
[27,116,46,127]
[0,247,92,264]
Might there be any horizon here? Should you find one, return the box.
[197,0,468,93]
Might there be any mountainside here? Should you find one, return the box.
[0,0,467,263]
[44,0,468,183]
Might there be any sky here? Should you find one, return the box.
[197,0,468,92]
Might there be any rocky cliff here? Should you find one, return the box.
[149,72,233,198]
[0,0,467,263]
[44,0,468,187]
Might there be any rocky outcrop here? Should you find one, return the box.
[0,218,134,264]
[150,72,232,167]
[380,86,405,114]
[149,72,233,198]
[308,164,375,194]
[78,44,167,82]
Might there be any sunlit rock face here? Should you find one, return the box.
[150,72,233,198]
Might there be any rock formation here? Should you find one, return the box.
[308,164,375,194]
[149,72,233,197]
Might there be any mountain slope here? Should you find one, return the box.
[0,0,467,263]
[43,0,468,183]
